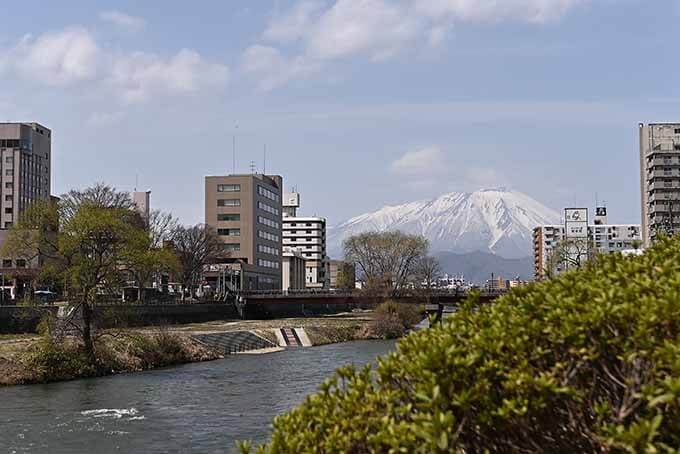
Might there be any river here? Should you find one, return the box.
[0,340,395,453]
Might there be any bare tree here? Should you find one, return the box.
[416,256,442,290]
[545,238,597,278]
[60,182,136,225]
[343,231,429,297]
[148,210,179,248]
[171,224,223,300]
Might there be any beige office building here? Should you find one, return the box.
[205,174,283,290]
[639,123,680,247]
[0,123,52,299]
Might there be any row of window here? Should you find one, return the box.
[258,185,279,202]
[258,230,280,242]
[258,216,279,229]
[1,258,26,268]
[218,199,240,207]
[218,228,240,237]
[259,276,276,285]
[258,259,280,269]
[258,201,279,216]
[223,243,241,252]
[217,184,240,192]
[0,139,30,150]
[218,213,240,222]
[258,244,280,256]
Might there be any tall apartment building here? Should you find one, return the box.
[533,208,641,279]
[0,123,51,229]
[639,123,680,248]
[0,123,52,300]
[205,174,283,291]
[282,192,329,289]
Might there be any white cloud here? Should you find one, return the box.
[246,0,586,88]
[241,45,319,91]
[7,28,99,86]
[263,1,325,43]
[109,49,229,103]
[391,146,445,177]
[306,0,423,61]
[413,0,585,24]
[0,28,229,103]
[99,10,146,31]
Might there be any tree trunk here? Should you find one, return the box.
[137,273,143,303]
[81,301,96,365]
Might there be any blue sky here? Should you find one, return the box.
[0,0,675,225]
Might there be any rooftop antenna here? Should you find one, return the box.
[595,192,598,209]
[249,160,256,174]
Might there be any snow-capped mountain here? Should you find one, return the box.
[328,188,560,259]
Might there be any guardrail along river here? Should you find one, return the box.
[1,340,395,453]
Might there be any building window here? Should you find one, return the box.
[15,259,25,268]
[674,128,680,134]
[258,230,280,242]
[217,199,241,207]
[3,222,11,228]
[258,259,280,269]
[4,195,11,201]
[258,244,280,256]
[218,213,241,221]
[217,228,241,236]
[217,184,241,192]
[258,216,280,229]
[223,243,241,252]
[4,208,12,214]
[258,185,280,202]
[5,169,13,176]
[258,201,280,216]
[2,259,11,268]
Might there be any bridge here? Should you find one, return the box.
[235,289,505,319]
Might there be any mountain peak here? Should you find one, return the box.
[328,189,559,259]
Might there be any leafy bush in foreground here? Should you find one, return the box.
[243,237,680,453]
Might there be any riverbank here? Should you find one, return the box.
[0,311,382,386]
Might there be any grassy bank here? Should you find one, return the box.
[0,305,424,387]
[0,330,218,386]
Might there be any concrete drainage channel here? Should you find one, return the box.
[191,331,279,355]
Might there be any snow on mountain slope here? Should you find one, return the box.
[328,188,560,259]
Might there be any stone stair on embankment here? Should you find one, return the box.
[191,331,277,355]
[275,328,312,348]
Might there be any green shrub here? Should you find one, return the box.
[377,300,424,327]
[129,329,187,369]
[23,340,98,382]
[242,237,680,453]
[367,300,424,338]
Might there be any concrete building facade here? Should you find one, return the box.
[205,174,283,291]
[533,215,641,280]
[281,192,329,289]
[639,123,680,247]
[282,250,305,292]
[132,190,151,222]
[0,123,52,300]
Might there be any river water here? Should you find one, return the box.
[0,340,395,453]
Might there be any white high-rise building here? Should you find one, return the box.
[533,207,641,279]
[282,192,329,289]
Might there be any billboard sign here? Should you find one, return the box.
[565,208,588,239]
